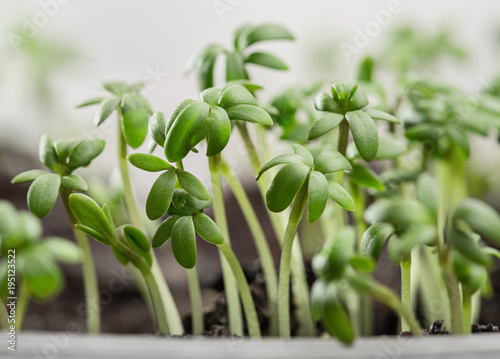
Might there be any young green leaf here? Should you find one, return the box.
[348,163,385,191]
[446,126,470,157]
[193,213,224,245]
[453,199,500,244]
[345,110,378,162]
[327,181,355,211]
[388,225,436,264]
[166,99,196,134]
[27,173,61,218]
[23,254,63,300]
[448,227,491,267]
[206,106,231,156]
[171,216,197,269]
[152,215,180,248]
[360,223,394,261]
[128,153,173,172]
[350,255,376,273]
[149,111,167,147]
[356,56,374,82]
[61,174,88,191]
[39,134,62,174]
[453,252,488,294]
[54,139,83,162]
[123,225,150,253]
[11,169,48,184]
[95,96,120,126]
[266,163,309,212]
[200,87,223,106]
[226,52,246,82]
[75,224,110,246]
[245,52,288,70]
[226,104,273,125]
[308,113,344,140]
[146,170,176,220]
[307,171,328,222]
[67,139,105,169]
[69,193,114,238]
[365,199,431,229]
[164,101,211,162]
[218,85,258,108]
[176,169,210,201]
[372,134,407,160]
[416,173,438,216]
[198,49,220,90]
[314,148,352,174]
[120,93,152,149]
[363,108,399,123]
[112,248,130,266]
[315,92,341,113]
[256,153,305,180]
[242,24,294,48]
[76,97,105,108]
[99,81,128,96]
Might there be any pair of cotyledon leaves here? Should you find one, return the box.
[309,83,399,162]
[0,201,81,301]
[362,173,500,278]
[151,189,224,269]
[68,193,153,268]
[11,134,105,218]
[77,81,153,149]
[148,84,272,164]
[256,144,354,223]
[188,23,294,90]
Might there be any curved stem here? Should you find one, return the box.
[218,241,261,338]
[186,267,203,335]
[236,121,315,336]
[279,183,308,338]
[116,107,183,334]
[400,256,412,332]
[60,187,100,333]
[208,154,243,336]
[221,157,278,335]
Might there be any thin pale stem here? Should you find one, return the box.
[218,241,261,338]
[209,154,243,336]
[400,256,412,332]
[236,121,315,336]
[15,281,29,330]
[60,186,100,333]
[278,183,308,338]
[116,107,183,334]
[186,267,203,335]
[221,157,278,335]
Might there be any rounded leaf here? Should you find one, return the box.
[164,101,211,162]
[37,237,82,263]
[327,181,355,211]
[453,199,500,244]
[95,96,120,126]
[128,153,173,172]
[226,104,273,125]
[292,144,314,167]
[206,106,231,156]
[193,213,224,245]
[307,171,328,223]
[241,24,294,48]
[200,87,223,106]
[120,93,152,149]
[146,170,176,220]
[39,134,62,174]
[363,108,399,123]
[245,52,288,70]
[28,173,61,218]
[171,216,197,269]
[12,169,48,184]
[388,225,437,264]
[314,148,352,174]
[61,174,88,191]
[67,139,106,169]
[123,225,150,253]
[348,163,385,191]
[54,139,83,163]
[152,215,180,248]
[176,169,210,201]
[256,153,305,180]
[218,85,258,108]
[112,248,130,266]
[345,110,378,162]
[266,163,309,213]
[69,193,114,238]
[225,52,246,82]
[23,254,63,300]
[448,227,491,267]
[360,223,394,261]
[314,92,341,113]
[149,111,167,147]
[308,113,344,140]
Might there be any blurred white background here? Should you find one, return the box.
[1,0,500,201]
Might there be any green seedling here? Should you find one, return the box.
[12,135,104,333]
[188,23,294,90]
[0,200,81,330]
[311,227,422,344]
[257,144,354,337]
